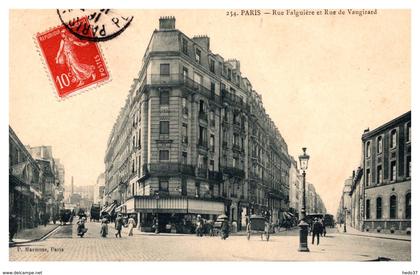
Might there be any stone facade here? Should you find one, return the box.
[104,17,291,232]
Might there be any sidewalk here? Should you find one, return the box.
[9,223,61,246]
[337,225,411,241]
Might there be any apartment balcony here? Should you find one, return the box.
[210,120,216,128]
[198,111,208,122]
[182,107,189,116]
[144,162,195,177]
[197,140,208,150]
[148,74,220,103]
[221,166,245,179]
[196,167,208,179]
[208,171,223,181]
[232,144,243,153]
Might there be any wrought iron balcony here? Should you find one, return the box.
[148,74,220,103]
[221,166,245,178]
[198,111,208,121]
[196,168,208,178]
[208,171,223,181]
[144,162,195,177]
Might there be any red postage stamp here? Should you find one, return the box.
[36,18,110,98]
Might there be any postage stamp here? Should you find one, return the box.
[57,9,134,42]
[36,18,110,98]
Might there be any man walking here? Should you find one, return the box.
[311,218,323,245]
[115,214,123,238]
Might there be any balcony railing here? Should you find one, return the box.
[198,111,208,121]
[209,171,223,181]
[145,162,195,177]
[149,74,220,103]
[196,167,208,178]
[232,144,243,153]
[221,166,245,178]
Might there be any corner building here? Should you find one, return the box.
[362,111,411,233]
[104,17,290,233]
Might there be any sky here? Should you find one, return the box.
[9,9,410,214]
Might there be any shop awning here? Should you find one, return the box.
[133,197,224,215]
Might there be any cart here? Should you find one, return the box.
[246,215,270,241]
[213,214,228,236]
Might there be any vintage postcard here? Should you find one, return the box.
[4,8,416,273]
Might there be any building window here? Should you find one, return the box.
[390,161,397,182]
[366,169,371,186]
[160,121,169,135]
[182,38,188,55]
[210,134,215,152]
[210,82,215,99]
[377,136,383,154]
[377,165,382,184]
[376,197,382,219]
[406,122,411,142]
[182,67,188,81]
[160,64,170,76]
[209,110,215,127]
[209,159,214,171]
[199,126,207,146]
[181,178,187,196]
[160,90,169,105]
[182,124,188,143]
[159,150,169,161]
[159,179,169,192]
[366,141,371,158]
[182,97,188,116]
[390,195,397,219]
[365,199,371,219]
[195,48,201,63]
[182,152,187,165]
[406,156,411,178]
[405,193,411,219]
[195,182,201,197]
[210,59,215,73]
[390,129,397,149]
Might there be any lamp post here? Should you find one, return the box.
[343,207,347,233]
[298,147,310,252]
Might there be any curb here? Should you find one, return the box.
[9,225,62,247]
[340,232,411,242]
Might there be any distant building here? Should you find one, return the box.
[288,157,301,212]
[94,173,106,206]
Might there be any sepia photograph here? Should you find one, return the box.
[2,6,417,274]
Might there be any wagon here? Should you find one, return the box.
[246,215,270,241]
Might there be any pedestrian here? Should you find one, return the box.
[321,218,327,237]
[100,218,108,238]
[196,215,203,237]
[77,217,88,237]
[115,214,123,238]
[221,219,229,240]
[127,215,136,236]
[311,218,323,245]
[9,214,18,242]
[152,216,159,234]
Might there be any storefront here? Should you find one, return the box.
[123,196,224,233]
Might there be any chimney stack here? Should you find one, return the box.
[159,16,176,30]
[192,35,210,50]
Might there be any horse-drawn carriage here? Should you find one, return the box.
[246,215,270,241]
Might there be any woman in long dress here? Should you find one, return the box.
[127,215,136,236]
[55,30,96,87]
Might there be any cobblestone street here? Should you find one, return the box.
[9,221,410,261]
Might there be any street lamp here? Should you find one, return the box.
[298,147,310,252]
[343,207,347,233]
